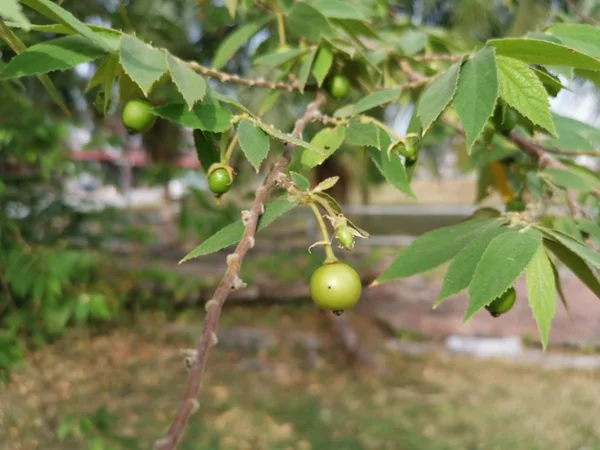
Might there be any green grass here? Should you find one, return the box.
[2,307,600,450]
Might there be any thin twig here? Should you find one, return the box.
[566,0,598,25]
[155,93,327,450]
[399,60,427,83]
[187,61,300,92]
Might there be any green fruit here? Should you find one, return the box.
[486,287,516,318]
[335,226,355,250]
[493,106,518,135]
[121,99,156,133]
[327,75,351,99]
[506,198,526,212]
[208,168,232,196]
[310,262,362,312]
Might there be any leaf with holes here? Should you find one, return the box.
[526,246,556,349]
[417,61,462,133]
[301,126,346,168]
[375,218,508,284]
[238,120,270,172]
[154,103,232,132]
[166,52,206,110]
[465,227,542,321]
[496,55,556,136]
[0,35,106,80]
[119,35,167,95]
[180,197,299,261]
[452,47,498,154]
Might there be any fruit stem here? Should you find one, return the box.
[308,201,337,264]
[223,133,239,164]
[313,195,338,220]
[275,7,287,48]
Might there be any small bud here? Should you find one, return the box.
[226,253,240,265]
[204,299,219,312]
[335,225,355,250]
[209,332,219,347]
[241,210,252,224]
[231,275,247,290]
[247,236,255,249]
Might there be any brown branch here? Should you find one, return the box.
[566,0,598,25]
[187,61,300,92]
[155,93,327,450]
[399,60,427,84]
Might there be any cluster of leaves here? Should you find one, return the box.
[1,0,599,351]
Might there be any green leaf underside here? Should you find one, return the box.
[417,61,462,133]
[436,226,510,306]
[180,197,299,261]
[543,239,600,299]
[0,35,106,80]
[301,126,346,167]
[452,47,498,154]
[286,2,335,41]
[526,246,556,349]
[21,0,113,51]
[297,47,317,93]
[376,218,508,283]
[311,45,333,86]
[539,228,600,268]
[212,18,270,69]
[548,24,600,58]
[153,103,232,132]
[488,38,600,71]
[289,171,310,191]
[193,130,220,174]
[496,55,557,136]
[345,120,382,149]
[238,119,270,172]
[465,227,543,321]
[166,53,207,110]
[543,168,593,193]
[119,35,167,95]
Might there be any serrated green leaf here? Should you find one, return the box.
[117,70,144,103]
[0,19,68,114]
[119,35,167,95]
[238,120,270,172]
[21,0,112,51]
[297,47,317,93]
[539,227,600,268]
[532,68,569,95]
[314,176,338,192]
[257,122,323,155]
[154,103,232,132]
[345,119,381,149]
[0,35,106,80]
[397,29,428,56]
[488,38,600,71]
[254,48,308,67]
[436,226,510,306]
[286,2,335,41]
[465,227,542,321]
[548,24,600,58]
[554,216,584,243]
[313,0,367,19]
[544,114,600,151]
[417,61,462,133]
[312,45,333,87]
[352,88,401,115]
[542,167,593,193]
[1,0,31,30]
[289,171,310,190]
[452,47,498,154]
[166,52,206,110]
[544,238,600,299]
[25,23,122,51]
[579,219,600,244]
[375,218,507,284]
[209,88,251,114]
[213,19,270,69]
[193,130,220,174]
[301,126,346,168]
[526,246,556,349]
[180,196,299,261]
[496,55,557,136]
[549,258,569,311]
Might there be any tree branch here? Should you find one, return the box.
[565,0,598,25]
[155,93,327,450]
[187,61,300,92]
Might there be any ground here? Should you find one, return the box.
[2,306,600,450]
